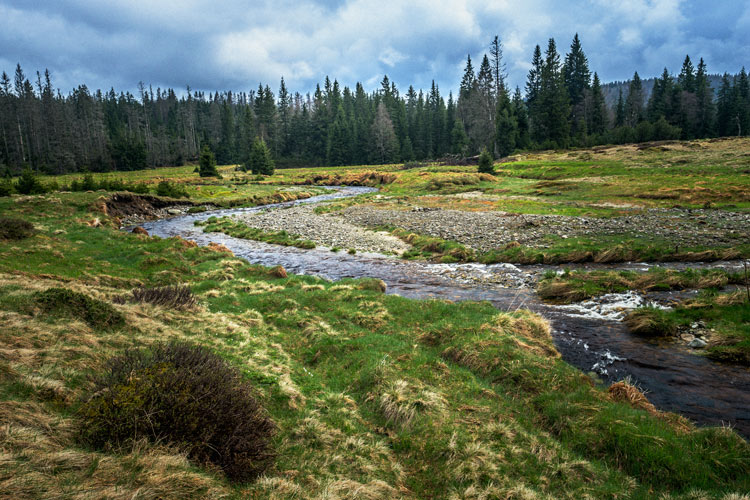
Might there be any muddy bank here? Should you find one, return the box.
[339,204,749,253]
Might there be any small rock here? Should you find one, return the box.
[132,226,149,236]
[167,208,182,215]
[688,338,708,349]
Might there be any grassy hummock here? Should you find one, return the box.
[537,267,744,303]
[196,215,317,249]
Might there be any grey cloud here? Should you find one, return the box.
[1,0,747,97]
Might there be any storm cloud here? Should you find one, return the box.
[1,0,748,96]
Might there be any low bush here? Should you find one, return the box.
[155,180,190,198]
[79,342,276,482]
[0,217,35,240]
[34,287,125,329]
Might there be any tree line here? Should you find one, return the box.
[1,34,749,175]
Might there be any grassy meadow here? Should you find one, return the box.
[1,138,749,498]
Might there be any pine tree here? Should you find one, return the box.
[477,148,494,174]
[563,34,591,108]
[459,55,476,101]
[563,34,590,141]
[512,87,530,149]
[625,72,644,127]
[615,88,626,127]
[535,38,570,147]
[198,145,220,177]
[489,36,506,98]
[450,119,469,155]
[694,58,715,137]
[525,44,543,140]
[326,104,350,166]
[246,137,275,175]
[647,68,674,122]
[678,55,696,93]
[495,90,517,157]
[716,73,735,137]
[371,102,399,164]
[588,73,608,136]
[736,68,750,136]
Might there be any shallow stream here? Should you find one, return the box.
[137,186,750,437]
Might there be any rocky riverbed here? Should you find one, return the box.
[339,204,750,252]
[236,204,411,255]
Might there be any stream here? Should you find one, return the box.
[136,186,750,437]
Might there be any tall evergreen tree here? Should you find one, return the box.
[370,102,399,163]
[678,55,696,93]
[535,38,570,147]
[615,88,626,127]
[588,73,608,136]
[525,44,543,140]
[694,58,715,137]
[489,36,506,98]
[625,72,645,127]
[512,87,530,149]
[494,88,517,157]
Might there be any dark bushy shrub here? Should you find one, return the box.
[0,217,35,240]
[79,342,276,482]
[155,180,190,198]
[16,168,47,195]
[34,288,124,329]
[0,179,14,197]
[130,284,197,309]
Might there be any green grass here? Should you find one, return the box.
[196,216,317,249]
[628,290,750,365]
[2,146,750,498]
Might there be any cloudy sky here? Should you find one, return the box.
[1,0,748,97]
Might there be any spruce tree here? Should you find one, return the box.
[588,73,608,136]
[736,68,750,136]
[716,73,735,137]
[494,89,517,157]
[246,138,275,175]
[450,119,469,155]
[198,145,220,177]
[525,45,543,141]
[477,148,494,174]
[489,36,506,98]
[615,88,626,127]
[678,55,696,93]
[625,72,645,127]
[536,38,570,147]
[694,58,715,137]
[512,87,530,149]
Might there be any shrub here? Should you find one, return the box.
[0,178,14,196]
[34,287,124,329]
[16,168,47,195]
[0,217,35,240]
[129,285,197,309]
[155,180,190,198]
[477,148,495,174]
[79,342,276,482]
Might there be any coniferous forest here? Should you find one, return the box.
[1,34,749,174]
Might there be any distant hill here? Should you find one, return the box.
[601,74,732,107]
